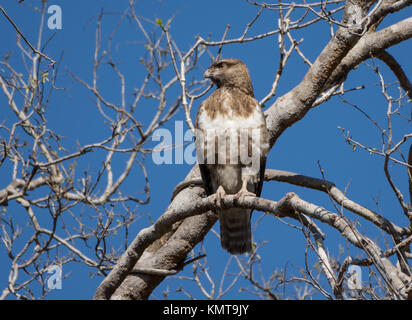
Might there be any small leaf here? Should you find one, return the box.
[41,71,49,83]
[155,18,166,32]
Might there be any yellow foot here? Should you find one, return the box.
[234,188,256,201]
[215,185,226,209]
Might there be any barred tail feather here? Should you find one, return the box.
[219,208,252,254]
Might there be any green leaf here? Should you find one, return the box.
[41,71,49,83]
[155,18,166,32]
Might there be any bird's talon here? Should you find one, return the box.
[215,186,226,209]
[234,189,256,201]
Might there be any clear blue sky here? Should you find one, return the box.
[0,0,411,299]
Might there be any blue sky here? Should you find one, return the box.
[0,0,411,299]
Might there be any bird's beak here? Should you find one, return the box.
[203,69,211,79]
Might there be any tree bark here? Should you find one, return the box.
[94,0,412,300]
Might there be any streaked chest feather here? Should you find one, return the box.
[196,97,268,169]
[198,102,265,131]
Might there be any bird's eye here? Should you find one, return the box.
[216,62,225,68]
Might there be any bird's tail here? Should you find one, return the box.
[219,208,252,254]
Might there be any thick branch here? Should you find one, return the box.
[264,169,408,237]
[94,187,287,299]
[95,0,412,300]
[96,187,409,299]
[265,0,376,146]
[325,16,412,89]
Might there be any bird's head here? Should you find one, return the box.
[204,58,254,96]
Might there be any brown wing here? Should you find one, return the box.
[245,96,268,199]
[198,163,214,196]
[195,101,214,196]
[255,155,267,198]
[246,99,268,209]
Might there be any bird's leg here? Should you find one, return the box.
[215,185,226,209]
[234,178,256,200]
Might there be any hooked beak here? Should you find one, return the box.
[203,69,212,79]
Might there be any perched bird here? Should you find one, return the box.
[195,58,269,254]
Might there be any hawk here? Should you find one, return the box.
[195,58,269,254]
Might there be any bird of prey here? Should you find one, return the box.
[195,58,269,254]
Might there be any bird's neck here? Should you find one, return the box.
[218,84,254,97]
